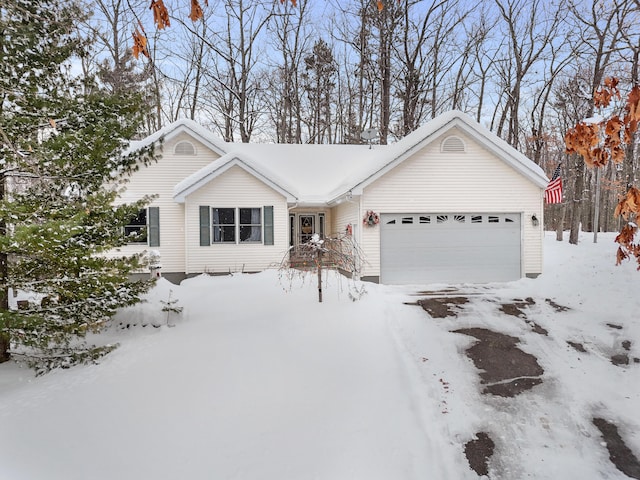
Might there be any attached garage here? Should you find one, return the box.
[380,213,522,284]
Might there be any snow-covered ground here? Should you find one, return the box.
[1,232,639,480]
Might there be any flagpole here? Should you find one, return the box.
[593,167,601,244]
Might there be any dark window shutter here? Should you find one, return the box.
[148,207,160,247]
[263,206,274,246]
[199,206,210,246]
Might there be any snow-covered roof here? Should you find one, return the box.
[173,152,299,203]
[129,118,228,157]
[138,111,549,205]
[347,110,549,195]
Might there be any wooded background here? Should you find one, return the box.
[81,0,640,240]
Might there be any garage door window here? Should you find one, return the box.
[380,212,522,284]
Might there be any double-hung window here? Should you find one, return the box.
[124,207,160,246]
[201,206,273,246]
[212,208,236,243]
[239,208,262,243]
[124,209,147,243]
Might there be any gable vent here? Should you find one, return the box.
[175,141,196,155]
[441,135,466,153]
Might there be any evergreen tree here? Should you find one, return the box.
[0,0,157,371]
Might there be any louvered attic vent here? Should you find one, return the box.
[174,141,196,155]
[441,135,466,153]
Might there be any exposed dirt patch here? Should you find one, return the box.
[567,341,587,353]
[545,298,570,312]
[611,354,630,366]
[527,321,548,336]
[593,418,640,479]
[499,297,535,318]
[610,341,637,366]
[500,298,548,335]
[483,377,544,397]
[464,432,495,476]
[607,323,624,330]
[414,297,469,318]
[453,328,544,397]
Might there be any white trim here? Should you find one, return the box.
[184,199,190,275]
[174,156,297,203]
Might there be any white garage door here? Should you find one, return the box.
[380,213,521,284]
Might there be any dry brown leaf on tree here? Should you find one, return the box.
[615,223,636,245]
[188,0,203,21]
[594,77,620,108]
[132,28,149,59]
[615,224,640,268]
[627,86,640,120]
[591,147,610,168]
[565,77,640,270]
[605,115,622,138]
[610,145,625,164]
[614,186,640,220]
[150,0,171,30]
[604,76,619,90]
[565,122,599,164]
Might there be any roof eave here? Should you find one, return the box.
[129,119,228,157]
[173,157,297,204]
[348,113,549,193]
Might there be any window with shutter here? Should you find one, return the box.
[148,207,160,247]
[264,206,274,245]
[124,209,147,244]
[199,206,210,246]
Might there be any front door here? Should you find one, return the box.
[299,215,315,244]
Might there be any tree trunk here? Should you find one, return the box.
[317,250,323,303]
[569,159,585,244]
[0,174,9,362]
[555,204,565,242]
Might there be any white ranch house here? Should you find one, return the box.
[116,110,548,285]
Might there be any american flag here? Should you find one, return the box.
[545,163,563,204]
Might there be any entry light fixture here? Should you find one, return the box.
[531,214,539,227]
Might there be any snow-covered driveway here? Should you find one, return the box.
[2,233,639,480]
[0,272,466,480]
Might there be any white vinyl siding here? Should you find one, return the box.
[184,165,288,274]
[331,201,360,239]
[112,132,221,273]
[359,127,543,281]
